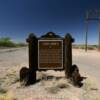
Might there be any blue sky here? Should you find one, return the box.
[0,0,100,44]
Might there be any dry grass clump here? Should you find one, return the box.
[0,91,16,100]
[0,87,7,94]
[93,96,100,100]
[56,79,69,89]
[0,78,7,94]
[45,78,69,94]
[83,78,97,91]
[82,78,99,100]
[46,86,59,94]
[5,70,20,85]
[0,78,5,86]
[0,84,16,100]
[39,73,70,94]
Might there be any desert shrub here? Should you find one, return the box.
[0,37,16,47]
[0,37,27,47]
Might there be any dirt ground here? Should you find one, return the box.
[0,47,100,100]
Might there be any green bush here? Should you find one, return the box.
[0,37,16,47]
[0,37,27,47]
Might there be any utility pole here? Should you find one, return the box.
[98,11,100,51]
[85,11,88,52]
[85,10,100,51]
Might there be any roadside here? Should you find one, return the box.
[0,48,100,100]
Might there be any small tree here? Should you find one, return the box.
[0,37,16,47]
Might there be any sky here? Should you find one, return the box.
[0,0,100,44]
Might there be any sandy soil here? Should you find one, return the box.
[0,47,100,100]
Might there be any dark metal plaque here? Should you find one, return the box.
[38,40,63,69]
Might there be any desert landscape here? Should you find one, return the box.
[0,47,100,100]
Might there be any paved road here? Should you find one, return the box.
[73,49,100,77]
[0,47,28,67]
[0,47,28,77]
[0,48,100,85]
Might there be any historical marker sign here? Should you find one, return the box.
[20,32,74,85]
[38,40,63,69]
